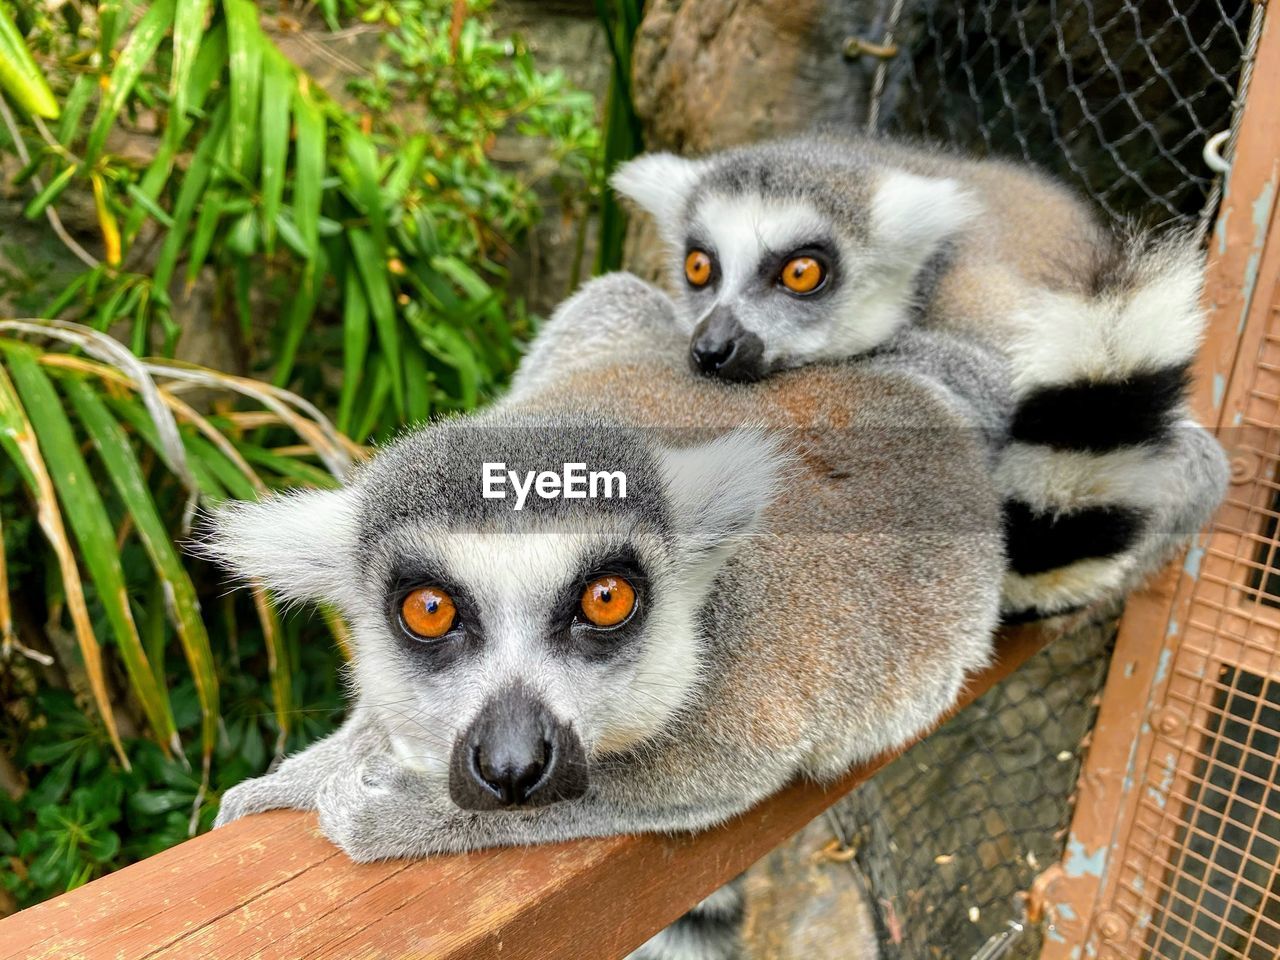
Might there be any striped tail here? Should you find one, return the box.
[997,228,1229,621]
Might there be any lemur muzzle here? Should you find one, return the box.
[690,305,765,382]
[449,684,588,810]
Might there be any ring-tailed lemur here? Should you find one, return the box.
[611,135,1228,620]
[208,274,1009,959]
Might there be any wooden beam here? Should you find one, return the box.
[0,622,1056,960]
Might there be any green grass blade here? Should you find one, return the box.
[336,267,369,434]
[63,378,220,766]
[107,396,235,501]
[184,186,225,285]
[408,315,480,409]
[125,183,176,228]
[383,134,426,205]
[55,74,96,145]
[4,345,178,754]
[0,361,127,766]
[125,23,227,241]
[97,0,125,55]
[85,0,177,163]
[186,433,255,500]
[22,164,78,220]
[271,258,322,389]
[591,0,644,274]
[348,228,404,415]
[402,338,430,423]
[154,103,229,290]
[0,5,60,118]
[352,359,391,444]
[291,85,325,259]
[236,443,339,489]
[224,0,263,174]
[343,127,387,249]
[40,268,97,319]
[259,49,291,253]
[141,578,166,690]
[169,0,212,143]
[317,0,340,31]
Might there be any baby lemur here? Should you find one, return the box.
[209,274,1009,957]
[612,135,1227,621]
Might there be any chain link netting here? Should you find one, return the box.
[830,612,1117,959]
[869,0,1260,233]
[834,4,1263,956]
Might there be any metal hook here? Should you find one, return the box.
[844,36,900,60]
[1203,129,1232,174]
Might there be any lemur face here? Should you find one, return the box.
[676,191,864,382]
[205,415,785,812]
[612,141,979,381]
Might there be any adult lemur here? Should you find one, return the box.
[209,274,1010,958]
[612,135,1226,620]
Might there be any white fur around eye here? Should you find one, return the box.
[690,194,830,289]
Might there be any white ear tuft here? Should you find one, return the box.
[871,172,980,253]
[659,425,791,560]
[196,487,358,605]
[610,153,706,227]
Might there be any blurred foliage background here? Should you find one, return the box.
[0,0,638,910]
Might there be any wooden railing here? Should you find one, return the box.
[0,622,1058,960]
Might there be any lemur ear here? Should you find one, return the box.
[610,153,706,227]
[196,487,358,605]
[871,171,980,254]
[659,426,791,561]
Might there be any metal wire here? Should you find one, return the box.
[834,613,1117,959]
[868,0,1258,230]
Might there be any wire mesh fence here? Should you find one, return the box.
[832,611,1117,959]
[836,2,1266,957]
[869,0,1260,232]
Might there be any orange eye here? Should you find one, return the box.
[685,249,714,287]
[579,575,637,628]
[780,256,825,294]
[400,587,457,639]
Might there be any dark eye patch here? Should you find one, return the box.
[683,235,721,290]
[756,241,840,295]
[382,559,484,671]
[548,546,650,662]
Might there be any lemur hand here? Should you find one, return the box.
[312,752,455,861]
[213,714,388,828]
[865,326,1013,451]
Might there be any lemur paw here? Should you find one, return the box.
[315,755,432,862]
[214,775,301,827]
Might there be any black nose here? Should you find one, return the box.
[474,732,548,805]
[689,306,766,382]
[449,684,588,810]
[691,335,735,375]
